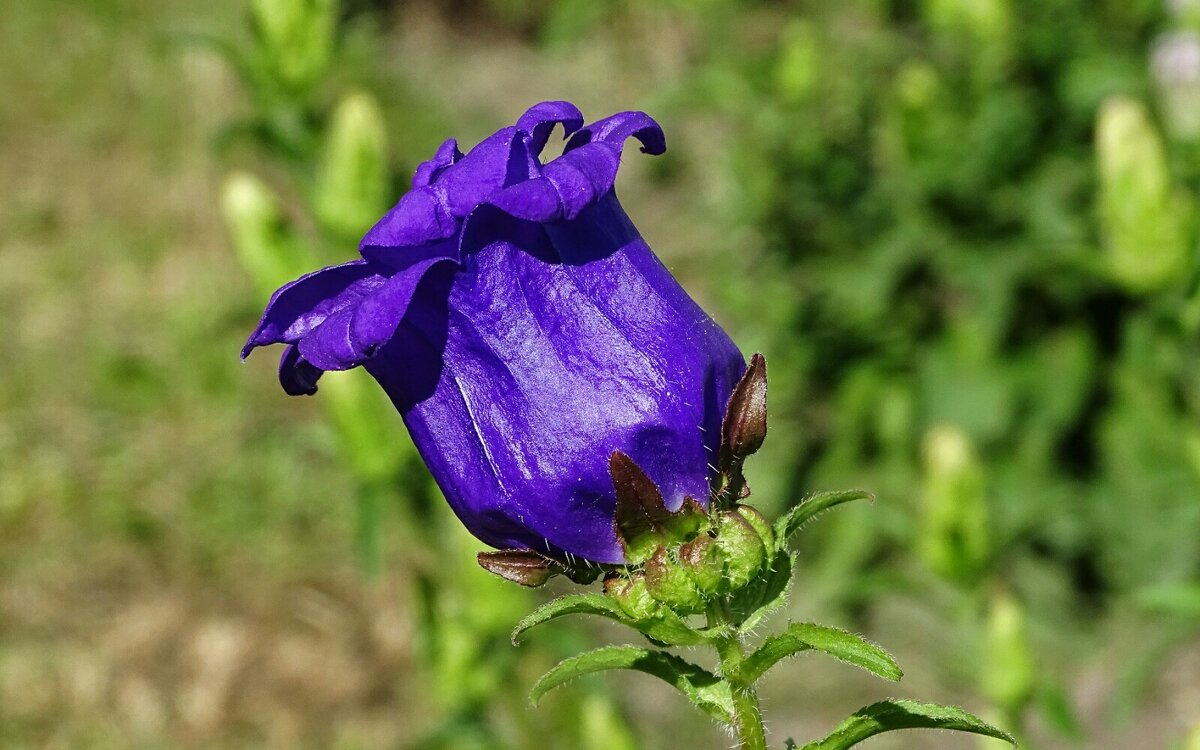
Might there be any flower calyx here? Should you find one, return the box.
[610,450,707,565]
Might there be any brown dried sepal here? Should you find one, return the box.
[477,549,562,587]
[611,450,674,564]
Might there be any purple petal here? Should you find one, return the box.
[351,257,453,355]
[242,260,383,359]
[515,100,585,158]
[411,138,463,188]
[278,344,323,396]
[298,257,452,371]
[358,188,458,259]
[564,110,666,156]
[485,142,621,223]
[360,127,526,261]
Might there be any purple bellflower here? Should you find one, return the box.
[243,102,745,564]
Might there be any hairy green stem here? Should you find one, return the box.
[711,609,768,750]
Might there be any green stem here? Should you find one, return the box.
[711,610,768,750]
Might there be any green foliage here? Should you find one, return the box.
[774,490,874,544]
[512,593,711,647]
[515,495,1003,749]
[531,646,735,725]
[737,622,902,684]
[793,700,1015,750]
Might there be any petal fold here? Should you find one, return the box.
[411,138,463,188]
[278,344,323,395]
[485,142,622,223]
[297,257,451,371]
[242,260,382,359]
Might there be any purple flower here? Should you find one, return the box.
[243,102,745,564]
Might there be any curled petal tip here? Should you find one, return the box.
[279,344,322,396]
[565,110,666,156]
[517,100,585,157]
[412,138,463,188]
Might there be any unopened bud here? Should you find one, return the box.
[221,172,308,294]
[736,505,776,554]
[644,546,704,614]
[250,0,337,92]
[1096,96,1190,293]
[919,425,989,584]
[715,510,766,590]
[315,91,390,239]
[603,573,659,621]
[678,534,725,596]
[981,590,1035,712]
[721,353,768,466]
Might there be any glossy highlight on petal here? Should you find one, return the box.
[244,102,743,565]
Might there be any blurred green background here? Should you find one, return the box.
[2,1,1200,748]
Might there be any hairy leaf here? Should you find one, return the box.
[530,646,735,723]
[796,700,1015,750]
[510,593,707,647]
[740,622,901,684]
[774,490,873,548]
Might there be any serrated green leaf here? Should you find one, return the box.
[739,622,901,684]
[774,490,873,548]
[512,594,708,647]
[797,700,1015,750]
[530,646,735,724]
[512,595,629,644]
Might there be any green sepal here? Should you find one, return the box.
[794,700,1015,750]
[530,645,736,725]
[774,490,874,549]
[738,622,902,684]
[511,593,709,648]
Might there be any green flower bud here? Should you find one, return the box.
[1096,96,1191,293]
[918,425,990,585]
[736,504,776,554]
[314,91,390,240]
[981,589,1035,712]
[678,534,725,596]
[644,546,705,614]
[603,572,659,621]
[221,172,309,295]
[250,0,337,93]
[774,20,820,103]
[715,510,766,591]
